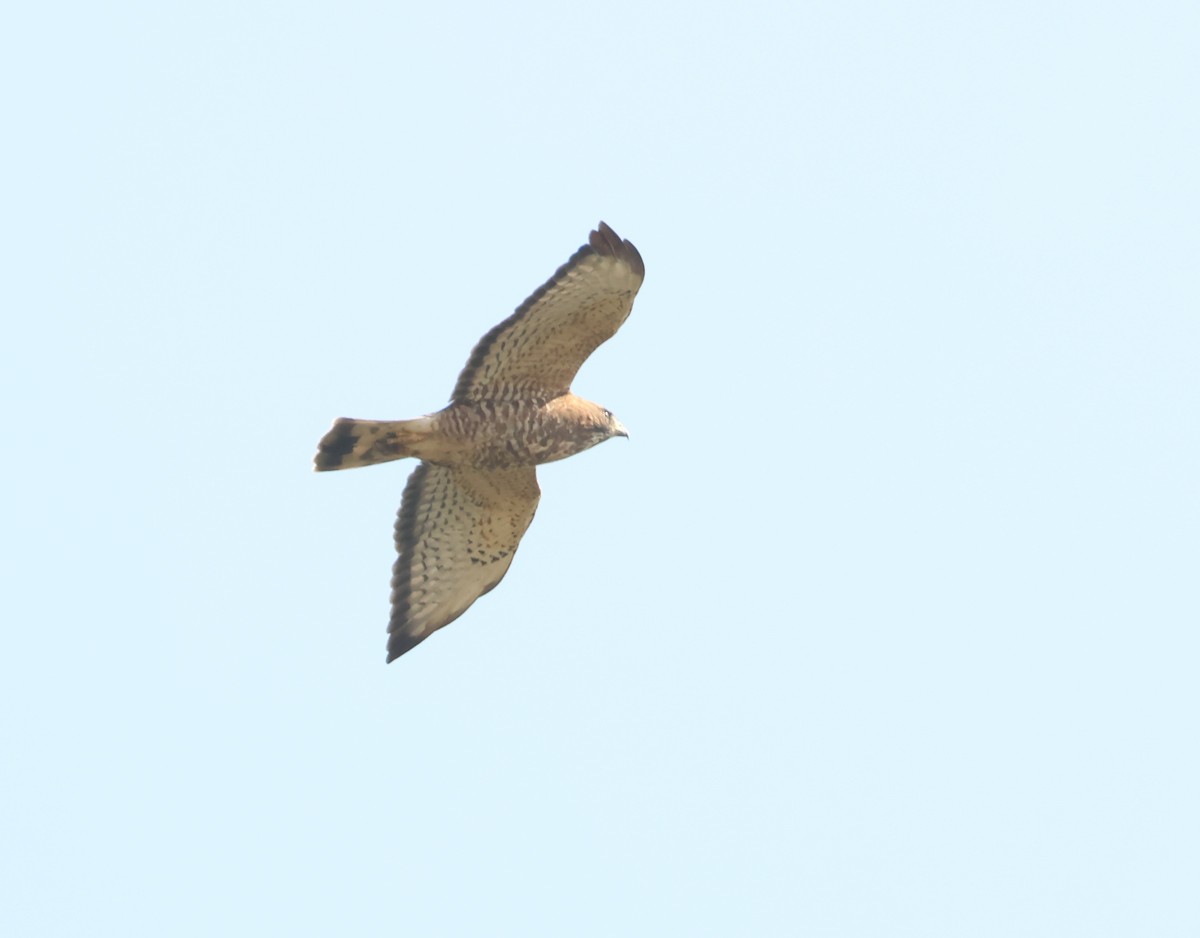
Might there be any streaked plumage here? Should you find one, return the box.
[315,222,644,662]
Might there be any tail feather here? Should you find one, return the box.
[314,418,429,471]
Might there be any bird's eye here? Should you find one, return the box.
[603,409,612,420]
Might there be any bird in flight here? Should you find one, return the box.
[315,222,645,662]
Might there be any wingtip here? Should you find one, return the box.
[385,630,426,663]
[590,221,645,279]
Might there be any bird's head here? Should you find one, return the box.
[567,398,629,452]
[600,408,629,442]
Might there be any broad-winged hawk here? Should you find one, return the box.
[315,222,644,661]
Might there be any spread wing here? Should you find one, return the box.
[451,222,645,403]
[387,463,540,661]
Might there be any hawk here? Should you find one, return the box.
[315,222,645,662]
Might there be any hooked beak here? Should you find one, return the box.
[612,418,630,439]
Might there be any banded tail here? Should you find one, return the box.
[313,417,432,471]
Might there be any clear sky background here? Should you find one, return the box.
[4,1,1198,935]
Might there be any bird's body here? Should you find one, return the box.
[315,222,644,662]
[316,394,623,472]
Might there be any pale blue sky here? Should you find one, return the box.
[4,1,1198,935]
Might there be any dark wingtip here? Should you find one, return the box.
[385,629,427,662]
[591,221,645,280]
